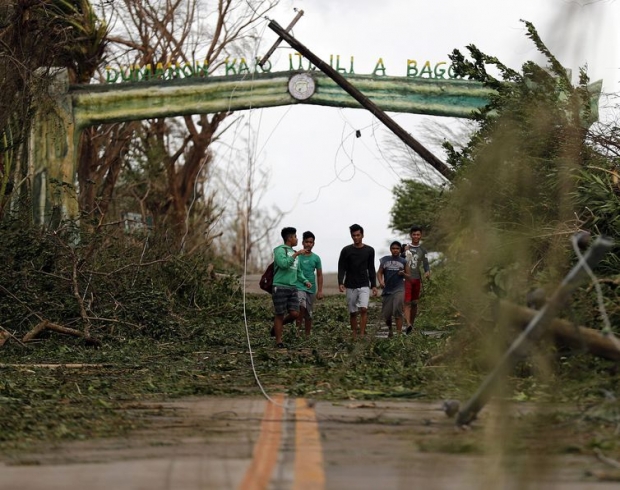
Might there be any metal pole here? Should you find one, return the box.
[456,235,615,426]
[267,20,455,181]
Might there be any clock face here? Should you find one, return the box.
[288,73,316,101]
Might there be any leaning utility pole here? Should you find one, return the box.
[262,19,455,181]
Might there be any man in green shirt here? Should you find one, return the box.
[272,227,311,348]
[295,231,324,337]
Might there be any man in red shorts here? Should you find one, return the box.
[403,225,430,334]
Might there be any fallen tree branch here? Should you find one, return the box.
[594,448,620,470]
[22,320,49,342]
[22,320,102,347]
[46,322,87,337]
[0,286,101,346]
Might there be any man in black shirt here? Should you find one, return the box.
[337,224,378,339]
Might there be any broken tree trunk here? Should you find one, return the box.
[46,322,88,338]
[498,300,620,362]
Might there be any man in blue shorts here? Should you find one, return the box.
[377,241,406,337]
[295,231,323,337]
[272,227,312,348]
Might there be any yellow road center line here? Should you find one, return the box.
[293,399,325,490]
[238,394,285,490]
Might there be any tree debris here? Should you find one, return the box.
[22,320,102,347]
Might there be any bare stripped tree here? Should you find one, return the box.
[209,131,285,271]
[80,0,278,251]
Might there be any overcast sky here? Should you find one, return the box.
[217,0,619,272]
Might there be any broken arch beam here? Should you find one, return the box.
[71,71,503,129]
[71,71,602,130]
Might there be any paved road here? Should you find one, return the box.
[1,396,616,490]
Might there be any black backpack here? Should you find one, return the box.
[259,262,275,294]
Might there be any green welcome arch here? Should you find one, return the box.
[30,70,602,224]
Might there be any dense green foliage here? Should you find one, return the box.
[444,21,594,259]
[389,179,443,247]
[413,21,620,328]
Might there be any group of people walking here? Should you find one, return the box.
[269,224,430,348]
